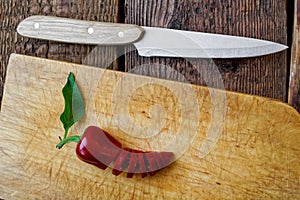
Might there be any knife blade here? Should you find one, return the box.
[17,15,288,58]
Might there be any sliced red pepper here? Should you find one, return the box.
[59,125,174,178]
[112,148,131,176]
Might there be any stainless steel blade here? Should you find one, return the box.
[134,26,288,58]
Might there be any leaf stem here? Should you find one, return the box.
[56,135,81,149]
[63,129,69,140]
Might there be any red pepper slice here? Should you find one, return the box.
[157,152,174,169]
[152,152,162,171]
[144,152,159,176]
[137,151,147,178]
[112,148,131,176]
[127,149,139,178]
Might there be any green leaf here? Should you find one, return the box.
[60,72,85,139]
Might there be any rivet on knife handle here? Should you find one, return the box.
[17,15,144,45]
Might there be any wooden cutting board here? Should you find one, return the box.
[1,54,299,199]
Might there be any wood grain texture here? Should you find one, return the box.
[289,0,300,112]
[1,54,299,199]
[0,0,121,108]
[125,0,288,101]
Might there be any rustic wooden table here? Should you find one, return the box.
[290,0,300,112]
[0,1,300,199]
[0,0,298,111]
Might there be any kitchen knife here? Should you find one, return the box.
[17,15,288,58]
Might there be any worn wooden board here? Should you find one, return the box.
[0,54,299,199]
[289,0,300,112]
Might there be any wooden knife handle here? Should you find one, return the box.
[17,15,144,45]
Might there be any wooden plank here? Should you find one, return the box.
[124,0,288,101]
[289,0,300,112]
[1,54,299,199]
[0,0,121,108]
